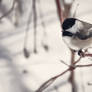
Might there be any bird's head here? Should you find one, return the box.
[62,18,78,37]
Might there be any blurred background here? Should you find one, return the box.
[0,0,92,92]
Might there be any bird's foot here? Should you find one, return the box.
[78,49,85,57]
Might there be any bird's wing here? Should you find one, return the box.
[75,31,91,40]
[78,19,92,29]
[75,19,92,40]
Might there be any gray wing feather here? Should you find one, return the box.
[75,32,91,40]
[75,19,92,40]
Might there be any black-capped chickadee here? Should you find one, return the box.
[62,18,92,55]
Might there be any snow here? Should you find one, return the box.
[0,0,92,92]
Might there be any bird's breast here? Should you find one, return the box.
[62,36,92,50]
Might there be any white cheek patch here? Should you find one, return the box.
[77,21,84,30]
[66,25,78,34]
[66,21,84,34]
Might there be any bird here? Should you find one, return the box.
[62,18,92,55]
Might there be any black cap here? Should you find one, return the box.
[62,18,76,30]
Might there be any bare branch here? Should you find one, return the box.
[73,56,82,64]
[60,60,70,67]
[72,3,79,18]
[36,68,69,92]
[63,0,75,18]
[33,0,37,53]
[55,0,64,24]
[38,0,49,51]
[84,54,92,57]
[36,53,92,92]
[76,64,92,68]
[23,1,33,58]
[69,49,77,92]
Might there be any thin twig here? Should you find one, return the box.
[60,60,70,67]
[38,0,49,51]
[36,57,81,92]
[84,54,92,57]
[38,0,46,31]
[23,1,33,58]
[36,68,70,92]
[62,0,75,18]
[73,56,82,64]
[36,53,92,92]
[76,64,92,68]
[72,3,79,18]
[33,0,37,53]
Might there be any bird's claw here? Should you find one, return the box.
[78,50,85,57]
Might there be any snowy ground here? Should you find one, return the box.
[0,0,92,92]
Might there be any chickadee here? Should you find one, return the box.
[62,18,92,55]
